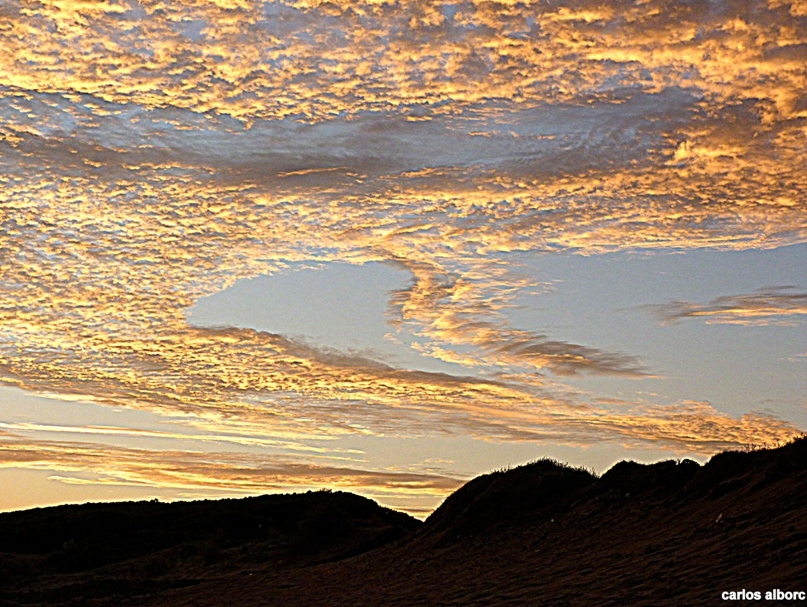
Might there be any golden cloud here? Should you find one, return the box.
[646,287,807,326]
[0,0,804,507]
[0,432,464,514]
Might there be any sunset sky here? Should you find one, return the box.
[0,0,805,517]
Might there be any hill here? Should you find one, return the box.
[1,437,805,606]
[0,490,419,606]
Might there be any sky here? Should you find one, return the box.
[0,0,805,517]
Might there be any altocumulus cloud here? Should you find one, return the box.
[0,0,805,505]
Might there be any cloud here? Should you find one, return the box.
[0,433,464,514]
[384,258,649,376]
[2,0,805,123]
[0,420,341,453]
[1,359,800,456]
[0,398,800,517]
[0,0,804,499]
[646,287,807,326]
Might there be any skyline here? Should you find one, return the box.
[1,0,805,516]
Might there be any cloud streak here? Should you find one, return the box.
[646,287,807,326]
[0,432,464,514]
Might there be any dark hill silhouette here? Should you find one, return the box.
[423,458,597,545]
[1,437,805,606]
[0,491,419,606]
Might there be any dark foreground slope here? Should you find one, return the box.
[0,491,419,606]
[2,438,806,607]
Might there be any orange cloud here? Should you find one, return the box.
[0,433,464,514]
[0,0,804,505]
[646,287,807,326]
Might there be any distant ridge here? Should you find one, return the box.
[1,437,805,606]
